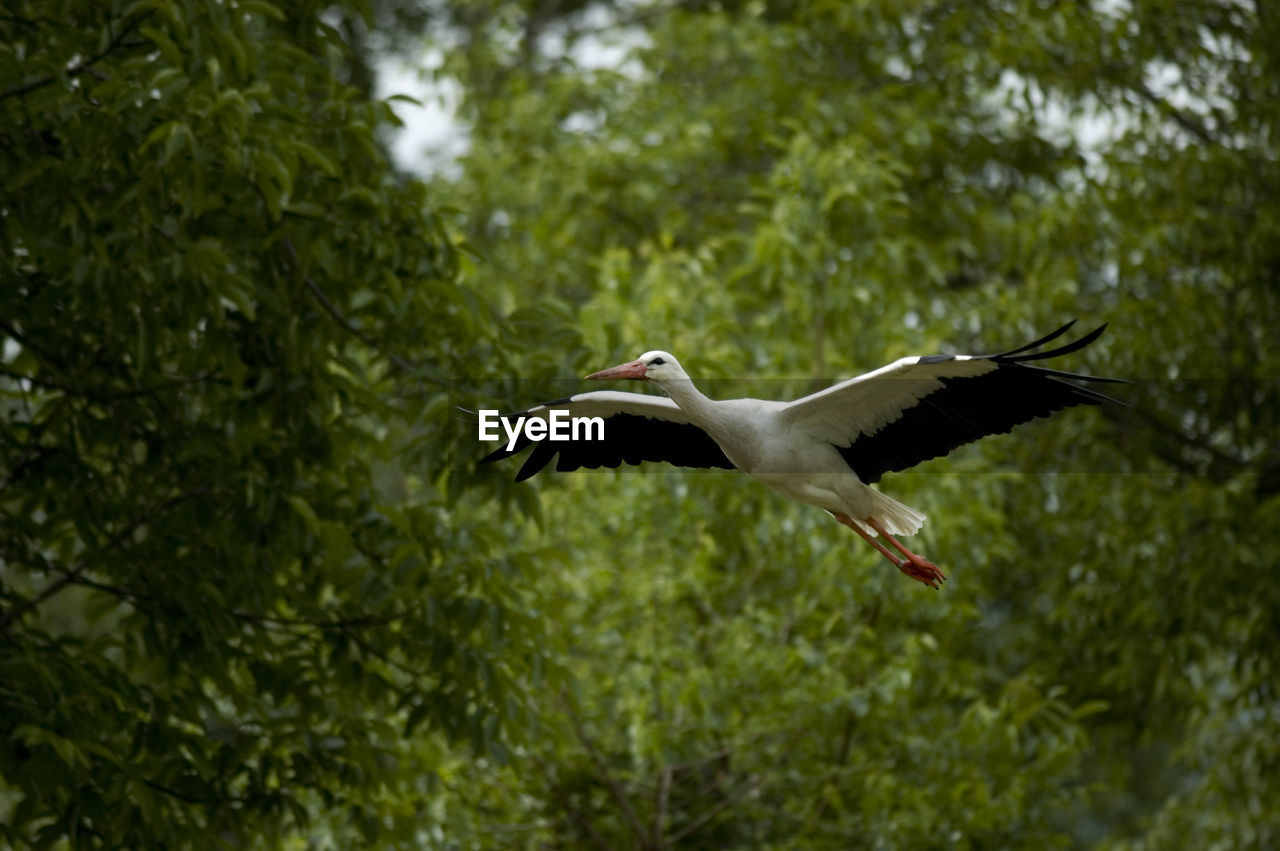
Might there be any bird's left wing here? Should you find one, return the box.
[480,390,735,481]
[779,322,1126,484]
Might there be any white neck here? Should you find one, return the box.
[656,377,709,414]
[655,375,755,461]
[656,377,739,437]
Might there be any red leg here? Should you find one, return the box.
[832,512,908,567]
[864,517,947,588]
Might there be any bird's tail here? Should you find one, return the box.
[868,490,927,537]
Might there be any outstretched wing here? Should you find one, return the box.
[480,390,734,481]
[779,322,1126,484]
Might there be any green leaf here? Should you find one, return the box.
[286,494,320,533]
[140,25,183,67]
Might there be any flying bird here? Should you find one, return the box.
[481,322,1124,588]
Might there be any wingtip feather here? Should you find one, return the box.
[994,320,1079,358]
[1001,322,1109,363]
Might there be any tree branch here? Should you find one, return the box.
[0,366,224,401]
[341,623,429,679]
[0,487,212,634]
[559,693,652,847]
[143,778,211,805]
[1103,403,1247,474]
[0,438,64,495]
[663,773,756,846]
[281,237,457,390]
[0,316,58,366]
[0,566,86,636]
[809,711,856,824]
[0,13,153,104]
[1131,79,1218,147]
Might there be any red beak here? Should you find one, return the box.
[586,359,648,380]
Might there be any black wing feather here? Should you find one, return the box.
[482,412,734,481]
[998,322,1109,363]
[838,324,1124,484]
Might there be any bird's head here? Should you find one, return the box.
[586,350,687,384]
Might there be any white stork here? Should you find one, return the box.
[482,322,1124,588]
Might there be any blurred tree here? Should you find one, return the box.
[426,0,1280,848]
[0,0,557,846]
[4,0,1278,847]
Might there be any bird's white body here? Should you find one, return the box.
[658,383,924,535]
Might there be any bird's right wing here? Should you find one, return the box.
[779,322,1126,483]
[479,390,734,481]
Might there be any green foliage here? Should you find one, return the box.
[0,0,547,846]
[423,0,1280,848]
[4,0,1280,848]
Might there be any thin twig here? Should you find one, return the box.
[304,277,412,372]
[653,765,671,848]
[664,740,794,846]
[535,757,614,851]
[663,748,732,775]
[480,819,566,833]
[342,624,428,680]
[560,0,702,41]
[108,372,228,399]
[0,14,46,26]
[65,574,142,602]
[232,610,399,631]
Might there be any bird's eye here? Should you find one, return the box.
[649,357,666,366]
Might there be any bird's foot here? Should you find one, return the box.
[896,555,946,590]
[833,511,949,589]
